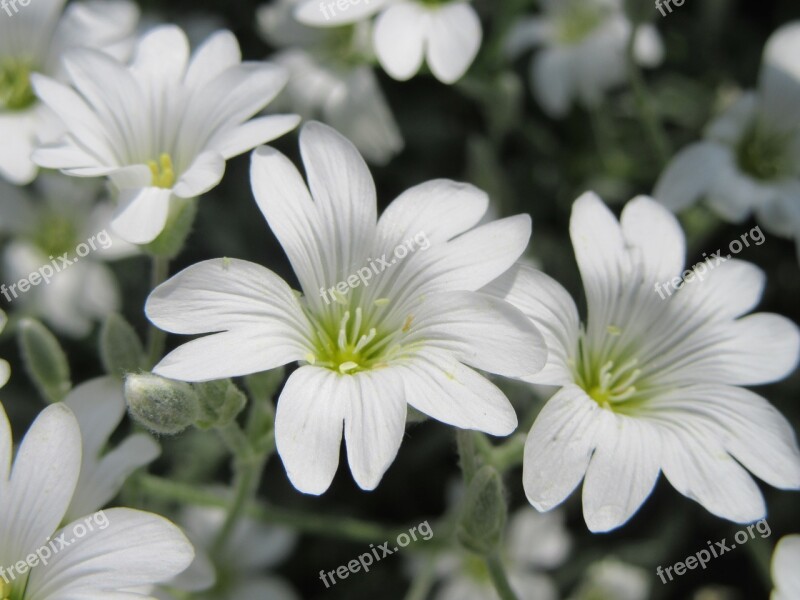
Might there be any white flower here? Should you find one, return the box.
[771,534,800,600]
[0,0,139,184]
[432,509,570,600]
[157,506,299,600]
[258,0,403,164]
[505,0,663,117]
[31,25,300,245]
[654,22,800,263]
[568,558,649,600]
[486,192,800,532]
[0,174,136,337]
[145,121,546,494]
[295,0,482,84]
[62,376,160,522]
[0,401,193,599]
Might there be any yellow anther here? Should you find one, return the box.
[147,153,176,188]
[304,353,317,365]
[374,298,390,306]
[339,361,359,374]
[402,314,414,333]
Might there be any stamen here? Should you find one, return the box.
[147,153,176,188]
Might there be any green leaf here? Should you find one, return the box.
[100,313,145,378]
[17,318,71,403]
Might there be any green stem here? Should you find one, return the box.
[456,429,479,482]
[145,255,169,368]
[137,474,409,544]
[455,429,518,600]
[625,27,670,166]
[210,422,271,557]
[486,553,521,600]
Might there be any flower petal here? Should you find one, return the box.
[620,195,685,284]
[772,535,800,600]
[0,109,39,185]
[653,141,730,212]
[111,187,172,245]
[759,21,800,128]
[403,291,547,379]
[344,369,407,490]
[582,415,661,532]
[294,0,388,27]
[275,366,347,494]
[659,422,765,523]
[483,264,579,386]
[425,2,482,84]
[148,258,311,380]
[523,385,608,512]
[299,121,377,279]
[172,151,226,198]
[208,114,301,160]
[645,384,800,491]
[374,2,427,81]
[250,145,328,297]
[376,179,488,249]
[26,508,194,599]
[399,349,518,436]
[0,404,81,568]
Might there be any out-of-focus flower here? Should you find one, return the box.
[505,0,663,117]
[62,376,160,522]
[145,121,546,494]
[0,174,136,337]
[568,558,649,600]
[0,401,193,598]
[157,506,299,600]
[771,534,800,600]
[31,25,300,244]
[655,22,800,263]
[294,0,482,84]
[258,0,403,164]
[487,192,800,532]
[431,509,570,600]
[0,0,139,184]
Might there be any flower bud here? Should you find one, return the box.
[125,373,199,435]
[457,465,508,555]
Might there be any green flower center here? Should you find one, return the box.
[147,153,176,188]
[736,123,794,181]
[318,23,373,67]
[33,213,79,258]
[418,0,450,6]
[0,578,25,600]
[573,328,647,413]
[0,58,37,111]
[304,297,413,375]
[555,0,608,45]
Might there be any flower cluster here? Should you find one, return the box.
[0,1,798,599]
